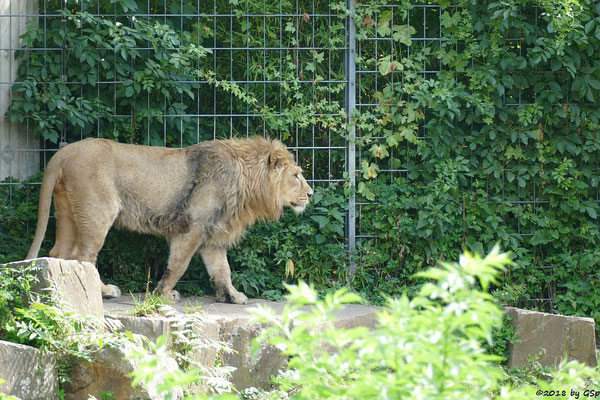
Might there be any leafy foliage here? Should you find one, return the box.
[130,292,170,317]
[0,261,135,362]
[0,385,20,400]
[252,248,510,398]
[349,0,600,315]
[249,248,599,399]
[8,4,210,145]
[125,304,235,396]
[0,174,47,264]
[0,260,234,396]
[229,185,347,300]
[0,262,41,342]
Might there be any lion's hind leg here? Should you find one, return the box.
[49,178,78,259]
[75,217,122,299]
[70,193,121,299]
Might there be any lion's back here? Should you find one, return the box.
[52,139,190,234]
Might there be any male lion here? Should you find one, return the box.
[26,136,313,304]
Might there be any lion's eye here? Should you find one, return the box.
[294,174,300,180]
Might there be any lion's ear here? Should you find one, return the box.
[269,150,288,170]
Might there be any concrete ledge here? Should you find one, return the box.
[110,313,221,369]
[2,258,104,317]
[105,295,378,390]
[505,307,597,368]
[0,340,58,400]
[64,342,183,400]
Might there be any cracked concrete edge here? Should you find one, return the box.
[202,305,379,390]
[0,340,58,400]
[105,303,378,391]
[2,258,104,317]
[505,307,597,368]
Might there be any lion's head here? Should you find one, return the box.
[268,145,313,214]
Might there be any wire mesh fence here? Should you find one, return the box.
[0,4,351,223]
[0,0,348,173]
[0,0,356,293]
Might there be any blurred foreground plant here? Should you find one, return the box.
[250,247,598,399]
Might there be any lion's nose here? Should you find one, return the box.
[307,189,313,198]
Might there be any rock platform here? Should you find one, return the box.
[104,294,378,390]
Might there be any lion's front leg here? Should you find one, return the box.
[199,245,248,305]
[156,233,202,302]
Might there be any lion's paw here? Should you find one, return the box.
[102,284,122,299]
[161,289,181,303]
[231,291,248,305]
[217,287,248,304]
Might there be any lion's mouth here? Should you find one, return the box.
[290,197,309,208]
[289,198,309,214]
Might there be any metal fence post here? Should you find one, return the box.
[346,0,357,277]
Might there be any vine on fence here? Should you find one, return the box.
[349,0,600,314]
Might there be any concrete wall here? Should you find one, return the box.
[0,0,39,181]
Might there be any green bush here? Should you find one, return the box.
[251,248,598,399]
[0,174,48,264]
[0,262,234,396]
[0,262,41,343]
[349,0,600,315]
[8,4,211,145]
[0,260,130,361]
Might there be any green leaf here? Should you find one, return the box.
[285,22,296,33]
[588,79,600,90]
[43,130,59,143]
[337,291,363,304]
[358,182,375,201]
[378,56,392,76]
[122,0,139,12]
[586,207,597,219]
[310,215,330,230]
[531,230,552,245]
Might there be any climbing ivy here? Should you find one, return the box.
[8,4,210,145]
[349,0,600,311]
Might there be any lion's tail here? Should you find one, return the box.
[26,154,62,260]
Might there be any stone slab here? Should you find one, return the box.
[505,307,597,368]
[0,340,58,400]
[104,294,378,390]
[104,295,377,325]
[65,343,183,400]
[2,258,104,317]
[111,313,221,369]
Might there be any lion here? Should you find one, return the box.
[26,136,313,304]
